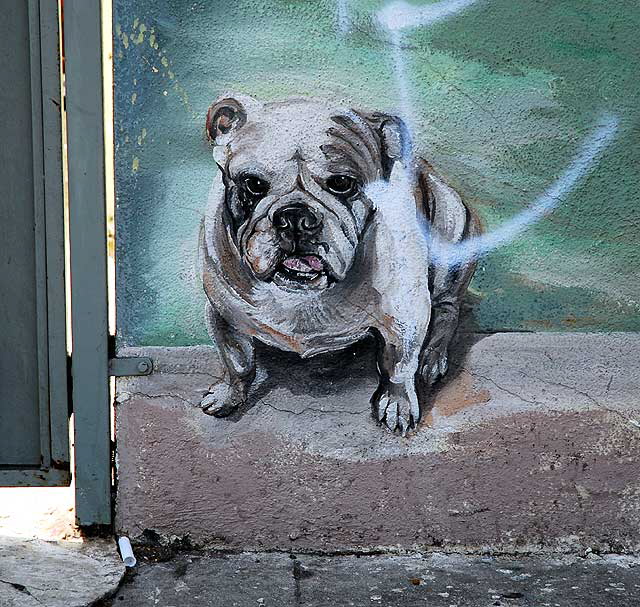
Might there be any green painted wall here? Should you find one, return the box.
[114,0,640,346]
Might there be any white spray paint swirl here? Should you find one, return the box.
[426,114,619,267]
[366,114,619,267]
[379,0,483,169]
[369,0,619,266]
[378,0,480,31]
[336,0,352,35]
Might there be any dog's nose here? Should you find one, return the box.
[273,205,322,236]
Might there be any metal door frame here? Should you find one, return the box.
[65,0,112,527]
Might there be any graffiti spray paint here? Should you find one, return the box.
[426,115,618,267]
[336,0,352,35]
[377,0,480,31]
[369,0,618,266]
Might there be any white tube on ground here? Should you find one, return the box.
[117,536,137,567]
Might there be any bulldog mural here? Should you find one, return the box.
[199,95,480,434]
[112,0,638,556]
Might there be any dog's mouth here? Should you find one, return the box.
[282,255,324,278]
[273,255,330,289]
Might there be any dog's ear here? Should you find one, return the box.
[206,95,257,143]
[360,112,411,178]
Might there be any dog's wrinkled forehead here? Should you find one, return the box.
[207,96,406,182]
[229,102,381,182]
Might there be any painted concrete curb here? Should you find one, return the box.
[115,333,640,553]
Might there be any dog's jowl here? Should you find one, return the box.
[200,95,480,434]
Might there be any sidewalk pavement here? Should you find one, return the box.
[1,535,638,607]
[0,536,124,607]
[106,550,640,607]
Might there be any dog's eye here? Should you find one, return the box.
[326,175,358,197]
[241,175,270,197]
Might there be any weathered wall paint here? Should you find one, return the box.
[115,0,640,346]
[113,0,640,552]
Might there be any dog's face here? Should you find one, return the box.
[206,95,407,291]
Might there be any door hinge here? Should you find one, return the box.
[108,357,153,377]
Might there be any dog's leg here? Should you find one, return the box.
[371,323,428,435]
[420,296,462,386]
[420,239,478,387]
[200,302,255,417]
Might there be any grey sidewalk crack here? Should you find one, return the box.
[121,391,199,407]
[457,361,639,434]
[122,390,369,417]
[0,579,45,605]
[260,401,369,416]
[516,370,640,433]
[456,364,544,406]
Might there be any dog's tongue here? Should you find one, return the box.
[282,255,323,273]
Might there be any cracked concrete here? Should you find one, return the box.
[115,332,640,553]
[260,402,371,416]
[104,551,640,607]
[0,537,124,607]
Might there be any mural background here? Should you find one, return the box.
[114,0,640,346]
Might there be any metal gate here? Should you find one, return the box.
[0,0,111,527]
[0,0,68,487]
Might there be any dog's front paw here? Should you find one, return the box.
[421,348,449,387]
[200,381,246,417]
[371,381,420,435]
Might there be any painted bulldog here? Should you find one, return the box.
[199,95,480,434]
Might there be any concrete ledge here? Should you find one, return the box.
[115,333,640,553]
